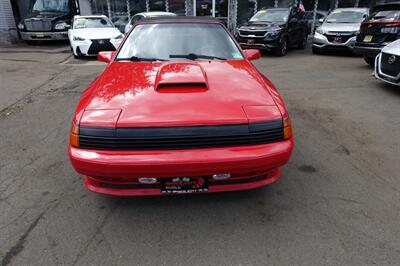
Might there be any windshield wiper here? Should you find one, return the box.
[116,56,169,62]
[169,53,227,61]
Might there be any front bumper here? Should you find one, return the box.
[20,31,68,41]
[312,32,356,50]
[236,36,281,51]
[72,39,121,56]
[69,139,294,196]
[374,53,400,86]
[354,43,383,57]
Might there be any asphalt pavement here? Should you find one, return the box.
[1,44,400,266]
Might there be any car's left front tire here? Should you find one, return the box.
[298,33,308,49]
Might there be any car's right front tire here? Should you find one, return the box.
[275,37,288,56]
[312,46,323,54]
[363,56,375,67]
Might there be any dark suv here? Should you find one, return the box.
[18,0,78,42]
[235,7,309,56]
[355,2,400,66]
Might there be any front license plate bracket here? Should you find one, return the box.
[161,177,208,194]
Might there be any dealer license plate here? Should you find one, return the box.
[363,35,373,42]
[333,36,342,43]
[162,176,208,194]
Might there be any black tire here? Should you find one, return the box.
[363,56,375,67]
[312,46,323,54]
[298,33,308,49]
[275,37,288,56]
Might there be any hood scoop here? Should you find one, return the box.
[155,62,208,92]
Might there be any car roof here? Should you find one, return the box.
[332,7,369,12]
[74,15,108,19]
[260,8,290,11]
[137,16,224,25]
[136,11,176,17]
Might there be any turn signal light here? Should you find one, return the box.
[138,177,158,184]
[212,174,231,180]
[70,123,79,148]
[283,117,293,140]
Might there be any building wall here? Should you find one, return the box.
[0,0,18,45]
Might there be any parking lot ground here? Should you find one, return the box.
[1,47,400,265]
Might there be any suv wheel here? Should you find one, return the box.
[363,56,375,67]
[312,46,323,54]
[298,34,308,49]
[275,37,288,56]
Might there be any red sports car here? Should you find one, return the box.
[68,17,294,196]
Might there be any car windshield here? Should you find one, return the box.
[250,9,290,23]
[117,23,244,61]
[32,0,70,13]
[326,10,366,23]
[369,10,400,21]
[74,17,113,29]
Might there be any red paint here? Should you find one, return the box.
[361,20,400,27]
[69,18,294,196]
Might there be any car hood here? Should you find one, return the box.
[320,22,361,32]
[73,28,121,40]
[381,39,400,55]
[79,60,282,127]
[238,21,285,31]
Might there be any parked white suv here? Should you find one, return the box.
[374,39,400,86]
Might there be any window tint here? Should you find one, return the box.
[117,23,243,61]
[369,10,400,21]
[74,17,113,29]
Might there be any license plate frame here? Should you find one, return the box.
[161,177,208,194]
[363,35,373,42]
[333,36,343,43]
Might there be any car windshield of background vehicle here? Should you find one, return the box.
[326,10,366,23]
[32,0,70,13]
[74,18,113,29]
[117,23,244,61]
[369,10,400,21]
[250,9,290,23]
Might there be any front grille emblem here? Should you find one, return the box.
[98,40,104,44]
[388,55,396,64]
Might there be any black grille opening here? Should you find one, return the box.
[380,53,400,77]
[87,39,116,55]
[78,120,285,150]
[239,30,267,37]
[325,34,353,43]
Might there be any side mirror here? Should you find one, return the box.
[243,49,261,61]
[97,51,114,63]
[318,18,324,23]
[65,24,71,29]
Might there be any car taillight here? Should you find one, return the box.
[70,123,79,148]
[283,117,293,140]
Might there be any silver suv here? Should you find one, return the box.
[313,8,369,53]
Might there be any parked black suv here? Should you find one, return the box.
[354,2,400,66]
[17,0,79,42]
[235,7,309,56]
